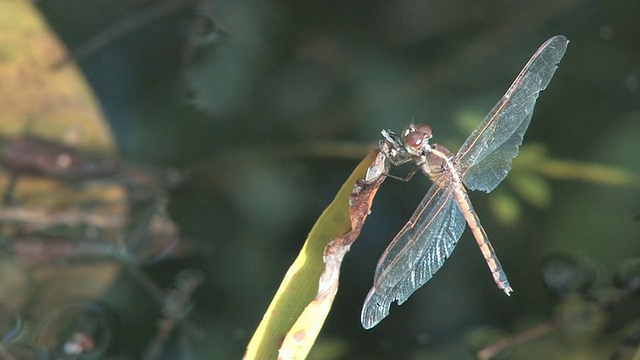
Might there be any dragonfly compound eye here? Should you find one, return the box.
[404,131,428,155]
[414,124,432,139]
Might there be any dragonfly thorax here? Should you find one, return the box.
[419,144,454,181]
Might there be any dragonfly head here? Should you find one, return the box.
[380,129,408,161]
[401,123,432,156]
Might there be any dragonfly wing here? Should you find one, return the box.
[457,35,568,193]
[361,180,466,329]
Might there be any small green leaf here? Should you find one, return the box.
[488,190,522,226]
[508,173,552,208]
[454,109,484,136]
[513,143,548,166]
[465,326,511,359]
[554,296,607,343]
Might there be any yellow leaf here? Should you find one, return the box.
[0,1,114,149]
[0,1,123,320]
[245,151,382,360]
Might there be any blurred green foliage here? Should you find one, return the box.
[11,0,640,358]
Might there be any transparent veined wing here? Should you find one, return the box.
[361,179,466,329]
[457,35,568,193]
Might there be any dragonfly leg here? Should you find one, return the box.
[384,165,418,182]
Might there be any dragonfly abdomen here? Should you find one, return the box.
[452,182,513,295]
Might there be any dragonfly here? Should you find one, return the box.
[361,35,568,329]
